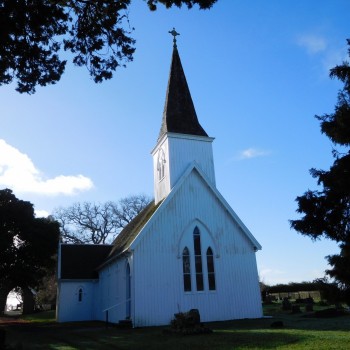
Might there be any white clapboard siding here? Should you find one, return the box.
[131,169,262,327]
[152,133,215,204]
[94,259,130,323]
[57,281,96,322]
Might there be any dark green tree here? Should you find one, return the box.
[290,39,350,296]
[0,189,60,314]
[0,0,217,94]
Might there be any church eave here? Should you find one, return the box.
[103,200,163,267]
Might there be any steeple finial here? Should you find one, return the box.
[168,28,180,47]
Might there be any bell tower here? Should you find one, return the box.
[152,29,215,204]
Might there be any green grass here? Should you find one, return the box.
[20,310,56,323]
[2,304,350,349]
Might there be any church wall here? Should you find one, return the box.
[152,136,171,203]
[152,134,215,204]
[56,280,96,322]
[131,170,262,327]
[94,258,130,323]
[167,134,215,188]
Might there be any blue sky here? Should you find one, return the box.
[1,0,349,285]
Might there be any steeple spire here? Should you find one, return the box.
[158,29,208,141]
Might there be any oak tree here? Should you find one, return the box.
[53,194,151,244]
[0,189,60,314]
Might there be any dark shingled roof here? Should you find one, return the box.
[158,45,208,140]
[60,244,112,279]
[108,200,161,259]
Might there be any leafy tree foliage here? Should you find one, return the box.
[53,194,151,244]
[0,0,217,94]
[35,271,57,309]
[0,188,60,314]
[290,39,350,292]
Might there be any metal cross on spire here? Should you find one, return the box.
[168,28,180,47]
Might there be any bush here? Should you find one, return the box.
[168,309,212,335]
[282,298,292,310]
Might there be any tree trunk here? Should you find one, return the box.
[22,287,35,314]
[0,291,8,315]
[0,281,13,315]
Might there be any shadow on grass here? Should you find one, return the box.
[2,322,308,350]
[2,308,350,349]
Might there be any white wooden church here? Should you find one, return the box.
[56,33,263,327]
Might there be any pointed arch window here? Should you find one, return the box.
[193,227,204,291]
[206,247,216,290]
[157,149,166,181]
[182,247,192,292]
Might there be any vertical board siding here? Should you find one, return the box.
[153,135,215,204]
[57,281,95,322]
[168,136,215,188]
[132,170,262,327]
[95,259,128,323]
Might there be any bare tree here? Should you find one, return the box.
[112,194,152,228]
[53,194,152,244]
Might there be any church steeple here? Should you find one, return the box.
[152,30,215,204]
[158,29,208,140]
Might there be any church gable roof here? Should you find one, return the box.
[60,244,112,279]
[129,162,262,252]
[158,44,208,140]
[107,201,161,259]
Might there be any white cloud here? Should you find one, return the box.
[297,34,327,54]
[322,46,348,72]
[237,147,270,160]
[35,209,50,218]
[0,139,93,196]
[296,34,349,74]
[259,268,289,285]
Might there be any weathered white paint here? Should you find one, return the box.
[57,163,262,326]
[94,258,132,323]
[129,167,262,327]
[57,42,263,327]
[56,280,97,322]
[152,132,215,204]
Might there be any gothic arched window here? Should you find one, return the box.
[206,247,216,291]
[182,247,191,292]
[193,227,204,291]
[157,149,165,181]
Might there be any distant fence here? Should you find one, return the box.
[267,290,321,301]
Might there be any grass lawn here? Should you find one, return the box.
[1,304,350,349]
